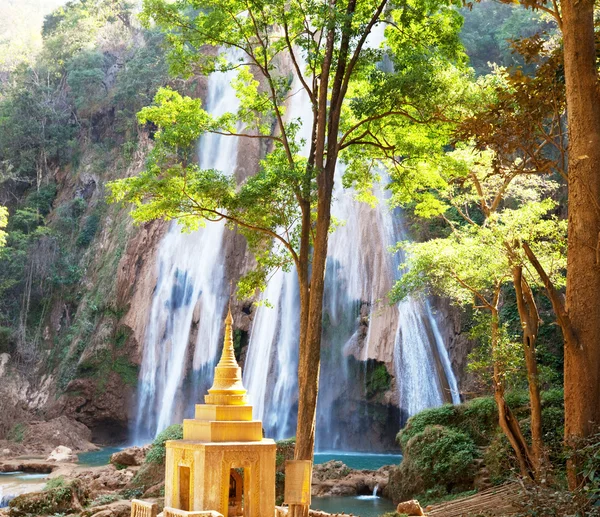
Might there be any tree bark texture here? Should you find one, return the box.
[491,306,535,478]
[512,265,545,474]
[561,0,600,488]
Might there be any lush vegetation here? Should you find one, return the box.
[0,0,599,514]
[0,0,169,408]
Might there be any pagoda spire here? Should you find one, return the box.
[204,303,248,406]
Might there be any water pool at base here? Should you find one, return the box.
[312,495,397,517]
[77,446,123,467]
[314,452,402,470]
[78,448,402,470]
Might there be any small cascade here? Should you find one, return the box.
[373,484,379,497]
[132,54,242,442]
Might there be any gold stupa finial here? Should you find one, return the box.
[204,301,248,406]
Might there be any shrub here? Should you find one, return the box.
[44,477,67,491]
[366,361,392,399]
[405,425,478,488]
[145,424,183,464]
[67,51,108,114]
[397,404,458,448]
[542,406,565,463]
[541,388,564,408]
[459,396,498,445]
[0,326,14,354]
[484,432,516,484]
[90,493,119,506]
[77,213,100,247]
[505,390,530,411]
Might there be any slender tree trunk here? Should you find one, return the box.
[561,0,600,488]
[522,242,576,350]
[490,305,535,478]
[512,265,544,475]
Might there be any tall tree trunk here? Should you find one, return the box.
[290,164,336,517]
[512,265,544,474]
[561,0,600,489]
[490,305,535,478]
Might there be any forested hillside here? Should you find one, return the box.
[0,0,169,441]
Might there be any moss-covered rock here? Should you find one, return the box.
[145,424,183,465]
[388,425,478,503]
[397,398,497,449]
[129,424,182,492]
[8,478,90,516]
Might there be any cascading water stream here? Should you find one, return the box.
[133,33,460,448]
[132,56,242,442]
[242,29,460,449]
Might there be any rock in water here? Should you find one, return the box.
[396,499,425,516]
[109,445,149,467]
[47,446,77,463]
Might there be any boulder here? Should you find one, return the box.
[396,499,425,516]
[311,460,391,497]
[19,416,97,454]
[81,500,132,517]
[75,465,135,493]
[47,445,78,463]
[110,445,149,467]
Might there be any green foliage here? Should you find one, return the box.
[120,487,144,499]
[145,424,183,464]
[44,476,67,491]
[0,326,13,354]
[113,29,169,136]
[407,424,477,481]
[77,213,101,247]
[109,0,470,299]
[67,50,108,114]
[41,0,133,73]
[459,2,554,75]
[111,356,139,387]
[484,432,516,484]
[397,425,478,500]
[398,404,458,448]
[0,74,76,185]
[90,494,119,507]
[8,423,26,443]
[365,361,392,399]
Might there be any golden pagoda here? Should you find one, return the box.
[163,307,276,517]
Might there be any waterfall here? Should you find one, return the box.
[242,36,460,449]
[373,484,379,497]
[132,55,242,442]
[133,37,460,447]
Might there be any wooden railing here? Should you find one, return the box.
[162,508,224,517]
[131,499,158,517]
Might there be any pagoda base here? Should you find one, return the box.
[165,439,276,517]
